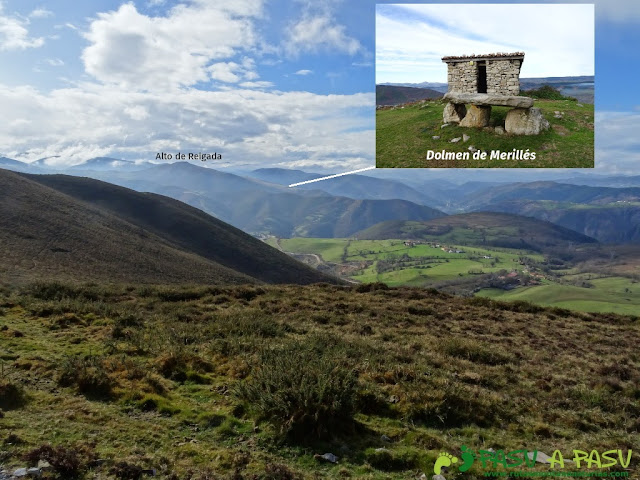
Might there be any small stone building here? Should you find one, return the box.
[442,52,524,95]
[440,51,549,135]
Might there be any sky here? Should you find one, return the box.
[376,4,594,84]
[0,0,639,175]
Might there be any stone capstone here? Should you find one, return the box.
[505,107,550,135]
[460,105,491,128]
[443,102,467,123]
[444,92,534,108]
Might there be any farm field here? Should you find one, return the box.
[273,237,640,316]
[477,276,640,316]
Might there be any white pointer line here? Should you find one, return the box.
[288,166,376,187]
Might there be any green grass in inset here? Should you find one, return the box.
[376,99,594,168]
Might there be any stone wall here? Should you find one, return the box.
[486,59,522,95]
[446,62,478,94]
[446,57,523,95]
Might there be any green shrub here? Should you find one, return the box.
[58,355,114,398]
[403,377,508,428]
[364,447,419,471]
[24,444,94,478]
[522,85,576,101]
[0,380,27,409]
[24,281,100,301]
[156,288,205,302]
[263,463,303,480]
[443,338,512,365]
[235,335,358,440]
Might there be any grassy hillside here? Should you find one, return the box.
[480,200,640,244]
[1,282,638,479]
[0,169,333,285]
[477,275,640,316]
[355,212,597,251]
[376,98,594,168]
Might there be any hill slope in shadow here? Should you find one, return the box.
[1,169,334,285]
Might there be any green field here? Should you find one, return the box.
[275,237,640,316]
[279,237,540,286]
[376,98,594,168]
[477,276,640,315]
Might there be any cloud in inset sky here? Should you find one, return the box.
[376,4,594,84]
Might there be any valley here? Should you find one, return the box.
[1,163,639,479]
[267,215,640,316]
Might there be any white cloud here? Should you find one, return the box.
[45,58,64,66]
[208,58,259,83]
[376,4,594,83]
[81,2,262,90]
[294,69,313,75]
[124,105,149,121]
[284,14,360,57]
[594,0,640,22]
[29,8,53,19]
[0,3,45,51]
[0,82,374,169]
[542,0,640,23]
[208,63,242,83]
[239,81,274,88]
[594,112,640,174]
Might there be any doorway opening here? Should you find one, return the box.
[477,61,487,93]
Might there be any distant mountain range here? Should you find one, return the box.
[377,75,595,104]
[0,169,335,285]
[1,156,639,244]
[376,85,443,106]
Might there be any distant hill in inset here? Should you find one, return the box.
[0,169,335,285]
[376,85,443,106]
[355,212,597,251]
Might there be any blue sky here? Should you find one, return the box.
[376,4,594,83]
[0,0,639,174]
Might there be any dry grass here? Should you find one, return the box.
[0,282,638,479]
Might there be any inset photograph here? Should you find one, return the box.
[375,4,595,168]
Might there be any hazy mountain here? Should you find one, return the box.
[378,81,449,93]
[68,157,153,171]
[80,163,445,238]
[0,157,45,173]
[463,182,640,210]
[249,168,441,206]
[376,85,443,106]
[1,169,335,285]
[98,161,285,195]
